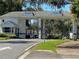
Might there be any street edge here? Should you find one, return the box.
[17,43,39,59]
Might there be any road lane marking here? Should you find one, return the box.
[0,46,12,51]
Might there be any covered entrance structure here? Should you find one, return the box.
[0,11,72,39]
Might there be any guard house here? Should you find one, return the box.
[0,11,72,39]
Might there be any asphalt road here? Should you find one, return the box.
[0,40,37,59]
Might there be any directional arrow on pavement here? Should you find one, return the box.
[0,46,12,51]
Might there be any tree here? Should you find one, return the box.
[70,0,79,41]
[47,0,79,40]
[6,0,24,11]
[25,7,36,11]
[23,0,43,11]
[27,0,72,39]
[0,0,24,15]
[0,0,8,15]
[45,19,71,39]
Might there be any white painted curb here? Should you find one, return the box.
[18,43,38,59]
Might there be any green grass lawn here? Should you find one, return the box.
[33,40,67,52]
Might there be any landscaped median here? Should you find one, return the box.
[32,40,68,52]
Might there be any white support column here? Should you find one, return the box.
[43,20,45,39]
[0,27,3,33]
[72,20,77,39]
[0,20,3,33]
[13,28,15,34]
[11,27,13,34]
[38,18,42,39]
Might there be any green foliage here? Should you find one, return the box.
[0,0,24,15]
[48,0,64,8]
[0,33,16,39]
[0,37,7,40]
[26,0,66,8]
[31,24,38,30]
[0,33,8,40]
[6,33,16,38]
[0,0,8,15]
[0,33,8,37]
[71,0,79,18]
[45,20,72,39]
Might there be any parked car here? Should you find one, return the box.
[32,34,38,38]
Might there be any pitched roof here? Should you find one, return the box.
[1,21,16,27]
[0,11,72,20]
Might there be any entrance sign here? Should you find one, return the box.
[52,11,62,16]
[24,12,34,16]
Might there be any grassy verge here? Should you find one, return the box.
[33,40,67,52]
[0,37,7,40]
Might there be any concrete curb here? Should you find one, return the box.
[17,43,39,59]
[0,39,44,43]
[0,39,27,42]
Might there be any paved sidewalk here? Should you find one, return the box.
[56,41,79,59]
[25,51,61,59]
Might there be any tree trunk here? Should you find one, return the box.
[72,20,77,41]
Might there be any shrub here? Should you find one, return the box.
[0,33,16,39]
[0,37,8,40]
[47,34,62,39]
[6,34,16,38]
[0,33,8,40]
[0,33,8,37]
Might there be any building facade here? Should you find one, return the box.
[0,11,71,39]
